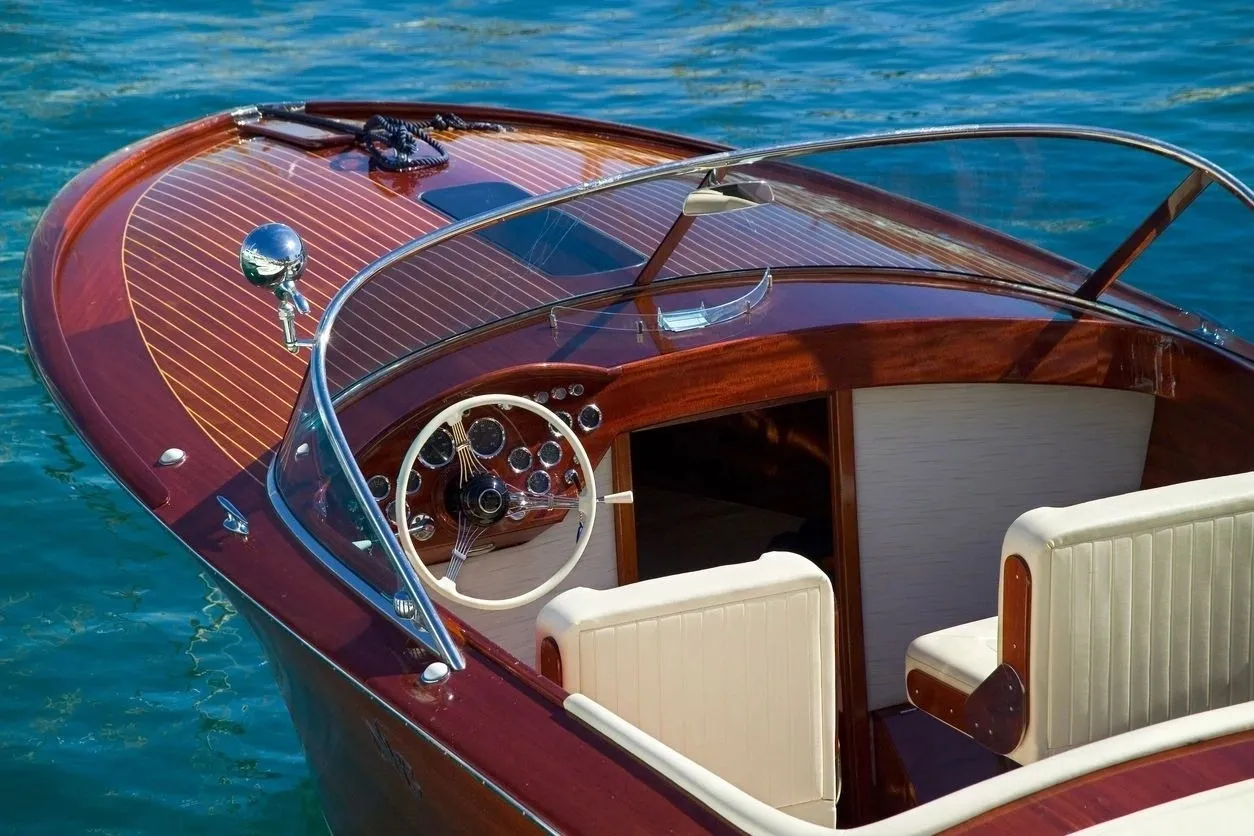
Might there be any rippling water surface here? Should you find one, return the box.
[2,2,1252,832]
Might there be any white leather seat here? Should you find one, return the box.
[907,616,998,693]
[537,552,838,826]
[906,471,1254,764]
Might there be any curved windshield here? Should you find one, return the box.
[272,124,1254,668]
[321,127,1254,396]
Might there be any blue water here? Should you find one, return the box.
[2,2,1253,832]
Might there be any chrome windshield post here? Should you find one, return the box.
[306,329,466,671]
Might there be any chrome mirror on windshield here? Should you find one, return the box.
[681,180,775,216]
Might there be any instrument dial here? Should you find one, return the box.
[367,474,391,500]
[409,513,435,541]
[577,404,602,432]
[468,417,506,459]
[538,440,562,468]
[405,470,422,495]
[508,446,533,473]
[527,470,552,495]
[418,426,455,468]
[550,411,573,437]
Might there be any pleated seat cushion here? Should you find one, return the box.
[536,552,837,824]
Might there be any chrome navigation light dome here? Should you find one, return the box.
[239,223,313,353]
[239,222,307,291]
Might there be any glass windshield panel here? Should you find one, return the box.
[1114,184,1254,338]
[273,381,395,594]
[804,138,1186,274]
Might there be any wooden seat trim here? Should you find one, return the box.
[911,555,1032,756]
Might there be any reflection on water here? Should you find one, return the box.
[1,0,1252,833]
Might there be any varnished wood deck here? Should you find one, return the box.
[117,107,1083,482]
[121,125,684,481]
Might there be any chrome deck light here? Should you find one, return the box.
[239,223,313,353]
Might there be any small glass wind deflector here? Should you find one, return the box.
[546,267,774,334]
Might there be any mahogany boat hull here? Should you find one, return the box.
[21,101,742,835]
[25,99,1254,834]
[225,582,546,836]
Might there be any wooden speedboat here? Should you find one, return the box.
[23,101,1254,834]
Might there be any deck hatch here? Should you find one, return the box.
[421,181,645,277]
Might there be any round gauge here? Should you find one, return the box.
[386,500,402,528]
[527,470,552,495]
[507,446,533,473]
[577,404,602,432]
[409,513,435,542]
[552,386,567,401]
[532,390,549,404]
[550,411,573,437]
[538,440,562,468]
[367,474,391,500]
[569,383,585,397]
[468,417,506,459]
[418,426,454,468]
[405,470,422,495]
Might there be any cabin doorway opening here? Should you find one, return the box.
[630,397,834,581]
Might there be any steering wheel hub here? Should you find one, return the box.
[448,472,511,526]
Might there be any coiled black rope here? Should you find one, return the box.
[255,106,510,172]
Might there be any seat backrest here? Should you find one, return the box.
[1003,471,1254,763]
[536,552,837,823]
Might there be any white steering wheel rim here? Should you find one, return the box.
[394,393,596,612]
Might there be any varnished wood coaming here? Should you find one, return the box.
[831,390,875,824]
[943,729,1254,834]
[28,100,1254,832]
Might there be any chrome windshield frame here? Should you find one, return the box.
[285,123,1254,671]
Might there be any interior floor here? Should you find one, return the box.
[634,488,809,577]
[631,398,835,580]
[872,705,1007,816]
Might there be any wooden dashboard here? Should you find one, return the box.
[356,365,619,563]
[342,266,1243,572]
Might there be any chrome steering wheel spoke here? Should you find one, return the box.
[509,489,633,515]
[445,511,489,585]
[447,413,485,485]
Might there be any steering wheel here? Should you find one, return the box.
[395,393,625,611]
